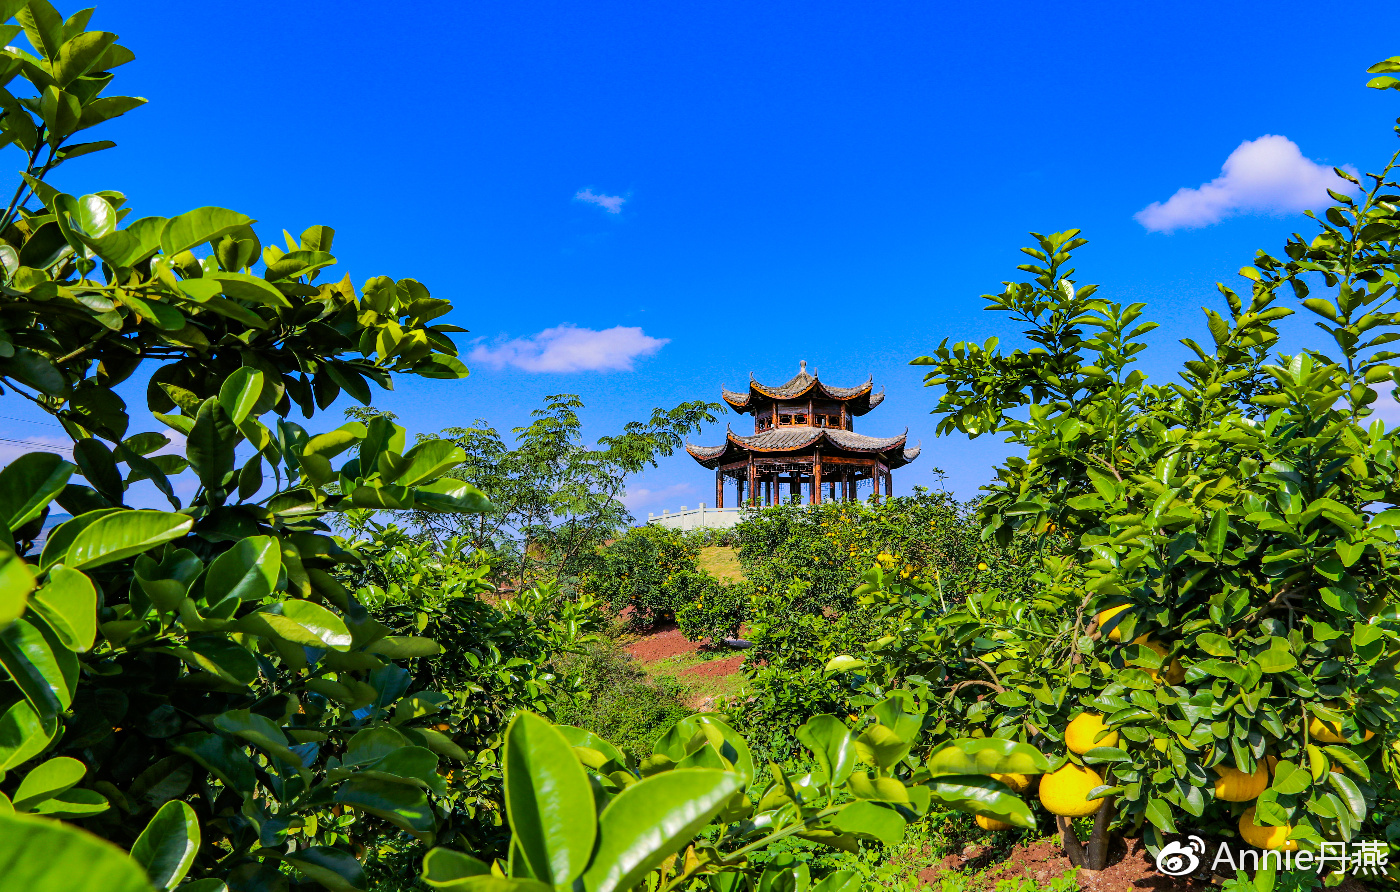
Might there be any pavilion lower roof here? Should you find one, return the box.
[686,426,921,469]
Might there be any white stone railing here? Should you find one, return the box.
[646,503,749,531]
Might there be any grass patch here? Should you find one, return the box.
[699,546,746,583]
[638,648,750,705]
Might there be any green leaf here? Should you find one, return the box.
[186,399,237,488]
[203,535,280,606]
[238,599,351,651]
[828,799,907,845]
[411,355,470,379]
[927,775,1036,828]
[411,478,493,513]
[1196,632,1234,657]
[653,714,754,787]
[824,654,867,673]
[64,510,192,570]
[0,812,155,892]
[504,712,597,885]
[216,368,264,425]
[30,564,97,651]
[13,755,85,810]
[52,30,117,85]
[422,847,552,892]
[0,452,73,532]
[334,776,435,838]
[283,847,367,892]
[926,738,1052,777]
[0,548,35,629]
[366,635,441,658]
[393,440,465,486]
[129,800,199,891]
[0,617,73,718]
[211,709,302,766]
[159,207,253,257]
[582,768,743,892]
[0,699,57,772]
[797,715,858,787]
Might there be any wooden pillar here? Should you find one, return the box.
[840,403,847,430]
[715,469,724,509]
[812,450,823,504]
[884,469,893,499]
[870,458,880,504]
[747,456,756,507]
[789,475,800,504]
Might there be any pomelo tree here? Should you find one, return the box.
[907,57,1400,873]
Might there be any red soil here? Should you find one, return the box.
[625,623,703,662]
[924,836,1373,892]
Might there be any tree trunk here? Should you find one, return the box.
[1056,817,1087,868]
[1085,796,1114,869]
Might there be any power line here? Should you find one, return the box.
[0,414,63,428]
[0,435,71,453]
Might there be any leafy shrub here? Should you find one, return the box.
[548,639,692,758]
[677,576,752,642]
[577,524,723,626]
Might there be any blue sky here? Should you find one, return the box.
[6,0,1399,513]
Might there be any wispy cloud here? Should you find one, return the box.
[574,188,626,214]
[623,483,695,511]
[468,324,669,373]
[1135,135,1357,233]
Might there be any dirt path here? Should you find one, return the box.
[623,622,749,709]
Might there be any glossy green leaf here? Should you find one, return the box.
[238,599,352,651]
[186,399,237,488]
[366,635,441,658]
[0,452,73,532]
[582,768,743,892]
[556,725,626,766]
[828,799,907,845]
[27,786,110,818]
[412,478,494,513]
[0,617,72,718]
[393,439,465,486]
[0,813,154,892]
[13,755,85,810]
[216,367,263,425]
[130,800,199,891]
[30,565,96,651]
[926,738,1051,778]
[64,510,192,570]
[0,699,57,772]
[282,846,366,892]
[211,709,301,765]
[334,776,435,837]
[159,207,253,257]
[929,775,1035,828]
[503,711,596,885]
[796,715,858,786]
[203,535,280,606]
[654,714,754,787]
[0,548,35,629]
[422,848,553,892]
[205,271,291,308]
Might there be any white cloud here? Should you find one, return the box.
[468,324,669,373]
[574,188,625,214]
[1135,135,1357,233]
[623,483,695,511]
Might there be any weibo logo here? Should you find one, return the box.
[1155,837,1206,876]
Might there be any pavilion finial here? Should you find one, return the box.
[799,359,807,375]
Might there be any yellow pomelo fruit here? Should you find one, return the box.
[1066,712,1118,754]
[1039,764,1105,817]
[1096,605,1129,641]
[1308,715,1373,745]
[1238,807,1298,851]
[1213,764,1268,802]
[991,772,1031,793]
[1140,640,1186,685]
[976,814,1017,831]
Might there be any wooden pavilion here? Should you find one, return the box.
[686,361,920,507]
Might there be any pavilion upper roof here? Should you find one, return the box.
[722,361,886,415]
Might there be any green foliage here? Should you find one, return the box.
[414,394,722,587]
[677,577,752,643]
[550,639,692,759]
[579,524,726,627]
[899,60,1400,871]
[421,699,1050,892]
